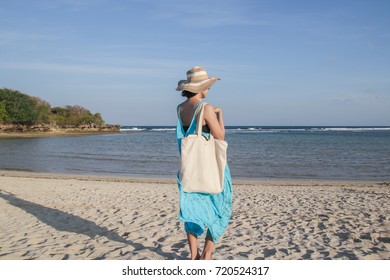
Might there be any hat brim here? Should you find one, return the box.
[176,77,220,93]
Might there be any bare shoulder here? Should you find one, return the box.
[203,103,218,121]
[203,103,215,113]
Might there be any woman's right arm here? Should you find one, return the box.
[203,104,225,140]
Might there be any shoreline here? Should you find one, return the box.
[0,169,386,186]
[0,123,121,138]
[0,131,121,138]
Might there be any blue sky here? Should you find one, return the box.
[1,0,389,126]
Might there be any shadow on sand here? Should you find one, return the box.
[0,190,183,259]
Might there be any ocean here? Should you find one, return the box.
[0,126,389,181]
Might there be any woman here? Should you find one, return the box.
[175,66,233,260]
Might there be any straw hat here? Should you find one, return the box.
[176,66,220,93]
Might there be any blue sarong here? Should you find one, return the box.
[176,102,233,243]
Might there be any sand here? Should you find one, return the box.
[0,170,389,260]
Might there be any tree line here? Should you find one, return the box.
[0,88,105,126]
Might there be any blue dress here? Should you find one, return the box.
[176,102,233,243]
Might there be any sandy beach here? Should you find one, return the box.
[0,170,389,260]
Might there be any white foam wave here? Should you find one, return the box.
[225,127,390,134]
[120,127,146,132]
[151,128,175,131]
[312,127,390,132]
[226,128,307,133]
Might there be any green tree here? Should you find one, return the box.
[94,113,105,126]
[0,88,109,127]
[32,97,51,124]
[0,88,37,125]
[51,106,67,126]
[51,105,103,126]
[0,100,9,123]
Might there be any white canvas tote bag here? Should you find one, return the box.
[179,103,228,194]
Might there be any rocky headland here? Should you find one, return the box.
[0,88,121,137]
[0,123,121,138]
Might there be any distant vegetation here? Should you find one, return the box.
[0,88,105,126]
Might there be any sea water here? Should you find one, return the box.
[0,126,389,180]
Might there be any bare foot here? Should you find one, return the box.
[190,252,201,260]
[200,252,213,260]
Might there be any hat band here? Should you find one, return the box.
[183,78,213,87]
[187,71,207,78]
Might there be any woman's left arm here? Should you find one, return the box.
[204,104,225,140]
[213,107,225,138]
